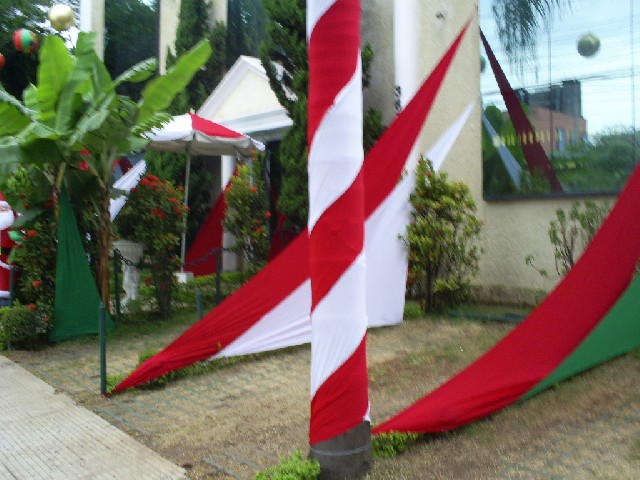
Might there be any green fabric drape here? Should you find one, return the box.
[50,191,114,342]
[524,274,640,399]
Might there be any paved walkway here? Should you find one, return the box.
[0,355,186,479]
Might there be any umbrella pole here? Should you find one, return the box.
[180,153,191,271]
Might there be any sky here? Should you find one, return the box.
[479,0,639,136]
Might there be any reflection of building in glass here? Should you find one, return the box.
[516,80,587,155]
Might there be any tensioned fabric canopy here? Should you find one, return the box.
[145,113,265,156]
[144,113,265,268]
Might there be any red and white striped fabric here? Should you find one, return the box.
[111,19,473,396]
[307,0,369,445]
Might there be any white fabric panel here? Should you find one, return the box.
[147,114,192,141]
[310,253,368,397]
[365,101,476,327]
[216,280,312,358]
[109,160,147,221]
[306,0,336,39]
[307,59,364,231]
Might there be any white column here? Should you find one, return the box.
[393,0,419,108]
[80,0,105,59]
[221,155,237,272]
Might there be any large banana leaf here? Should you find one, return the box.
[137,39,212,126]
[0,138,23,181]
[56,33,114,134]
[115,58,158,86]
[0,90,31,135]
[36,35,74,125]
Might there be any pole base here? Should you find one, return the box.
[309,421,372,480]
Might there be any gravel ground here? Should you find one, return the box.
[4,315,640,479]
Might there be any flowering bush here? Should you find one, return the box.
[223,162,270,276]
[4,166,101,335]
[115,174,187,317]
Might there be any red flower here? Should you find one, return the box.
[255,227,262,234]
[265,211,272,219]
[145,276,152,287]
[27,230,37,238]
[173,207,182,215]
[78,161,89,171]
[32,280,41,288]
[42,247,50,253]
[42,317,49,323]
[44,201,53,208]
[169,197,179,204]
[177,186,184,191]
[27,304,36,311]
[250,186,257,192]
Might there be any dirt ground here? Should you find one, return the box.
[4,315,640,479]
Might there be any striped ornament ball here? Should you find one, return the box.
[13,29,38,54]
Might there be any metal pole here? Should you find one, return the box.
[180,152,192,271]
[215,248,222,305]
[9,266,14,307]
[113,250,121,322]
[99,302,107,395]
[196,288,203,319]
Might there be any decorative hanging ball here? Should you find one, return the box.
[0,53,5,70]
[577,33,600,58]
[13,29,38,54]
[48,4,75,32]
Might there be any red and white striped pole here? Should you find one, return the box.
[307,0,371,476]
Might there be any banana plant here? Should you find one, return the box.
[0,31,212,309]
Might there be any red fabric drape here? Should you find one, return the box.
[480,29,563,192]
[184,192,226,277]
[111,20,471,395]
[374,163,640,434]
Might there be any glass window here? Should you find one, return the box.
[480,0,639,198]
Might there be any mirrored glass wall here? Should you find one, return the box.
[480,0,639,198]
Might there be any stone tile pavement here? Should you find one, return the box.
[0,355,186,479]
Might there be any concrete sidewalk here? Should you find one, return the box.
[0,355,186,480]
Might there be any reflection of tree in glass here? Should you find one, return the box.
[553,129,638,193]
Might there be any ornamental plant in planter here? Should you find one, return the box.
[115,174,187,317]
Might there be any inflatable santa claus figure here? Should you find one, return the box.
[0,192,16,306]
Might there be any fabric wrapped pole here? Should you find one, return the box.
[307,0,369,447]
[110,20,471,395]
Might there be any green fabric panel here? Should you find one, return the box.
[524,274,640,399]
[50,191,114,342]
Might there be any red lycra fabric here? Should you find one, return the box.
[111,20,471,395]
[310,336,369,444]
[480,29,562,192]
[184,191,226,277]
[373,163,640,434]
[190,113,244,139]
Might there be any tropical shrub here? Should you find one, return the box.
[548,200,610,276]
[0,305,50,350]
[403,157,482,313]
[371,431,420,458]
[254,450,320,480]
[115,174,187,317]
[223,161,271,275]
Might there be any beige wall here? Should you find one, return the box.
[159,0,225,73]
[155,1,618,303]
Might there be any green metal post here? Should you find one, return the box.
[196,288,203,319]
[99,302,107,395]
[113,250,121,322]
[215,248,222,305]
[9,266,14,307]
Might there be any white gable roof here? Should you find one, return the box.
[197,56,292,142]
